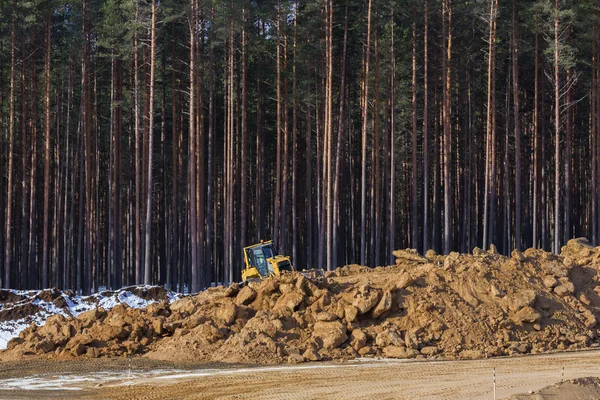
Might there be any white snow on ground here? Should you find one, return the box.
[0,320,30,351]
[0,286,182,350]
[0,362,409,391]
[0,370,186,391]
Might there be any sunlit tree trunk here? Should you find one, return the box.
[189,0,199,291]
[360,0,372,266]
[333,0,348,269]
[274,0,282,249]
[133,4,142,284]
[292,1,299,267]
[442,0,453,254]
[325,0,334,271]
[42,11,52,288]
[512,0,521,250]
[144,0,157,285]
[483,0,498,250]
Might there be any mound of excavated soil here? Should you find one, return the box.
[511,377,600,399]
[3,238,600,364]
[0,286,180,351]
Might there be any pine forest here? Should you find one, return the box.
[0,0,597,294]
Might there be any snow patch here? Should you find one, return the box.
[0,369,186,391]
[0,320,30,351]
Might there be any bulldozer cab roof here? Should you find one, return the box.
[243,241,275,252]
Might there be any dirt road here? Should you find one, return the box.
[1,350,600,399]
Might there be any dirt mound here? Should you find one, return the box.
[511,377,600,399]
[127,286,173,302]
[0,290,27,304]
[0,303,43,324]
[0,286,181,350]
[3,238,600,364]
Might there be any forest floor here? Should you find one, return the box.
[0,350,599,399]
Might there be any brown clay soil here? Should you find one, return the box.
[510,376,600,399]
[0,350,600,399]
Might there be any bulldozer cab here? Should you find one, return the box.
[242,241,293,282]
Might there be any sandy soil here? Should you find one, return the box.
[510,377,600,399]
[1,350,599,400]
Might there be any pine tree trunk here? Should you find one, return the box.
[422,0,429,255]
[373,29,381,267]
[206,7,215,285]
[227,7,234,281]
[305,100,312,268]
[333,0,349,270]
[389,10,396,264]
[42,11,52,288]
[512,0,521,250]
[189,0,199,292]
[596,37,600,247]
[433,84,441,253]
[108,55,115,289]
[533,1,540,248]
[360,0,372,266]
[592,57,596,244]
[565,67,573,242]
[144,0,157,285]
[197,7,206,288]
[442,0,453,254]
[63,63,73,289]
[4,0,16,288]
[541,58,548,250]
[170,26,179,288]
[20,54,28,288]
[483,0,497,250]
[554,0,561,254]
[274,0,282,249]
[241,6,248,260]
[27,42,38,289]
[292,1,299,268]
[411,3,418,251]
[114,58,123,289]
[134,4,142,284]
[282,26,290,257]
[504,72,511,253]
[325,0,334,271]
[82,0,93,294]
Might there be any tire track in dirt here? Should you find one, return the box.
[74,351,600,399]
[1,351,599,399]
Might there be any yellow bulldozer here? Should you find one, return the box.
[242,240,294,282]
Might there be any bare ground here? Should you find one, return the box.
[1,350,600,399]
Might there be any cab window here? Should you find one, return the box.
[252,248,273,276]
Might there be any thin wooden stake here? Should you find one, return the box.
[493,367,496,400]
